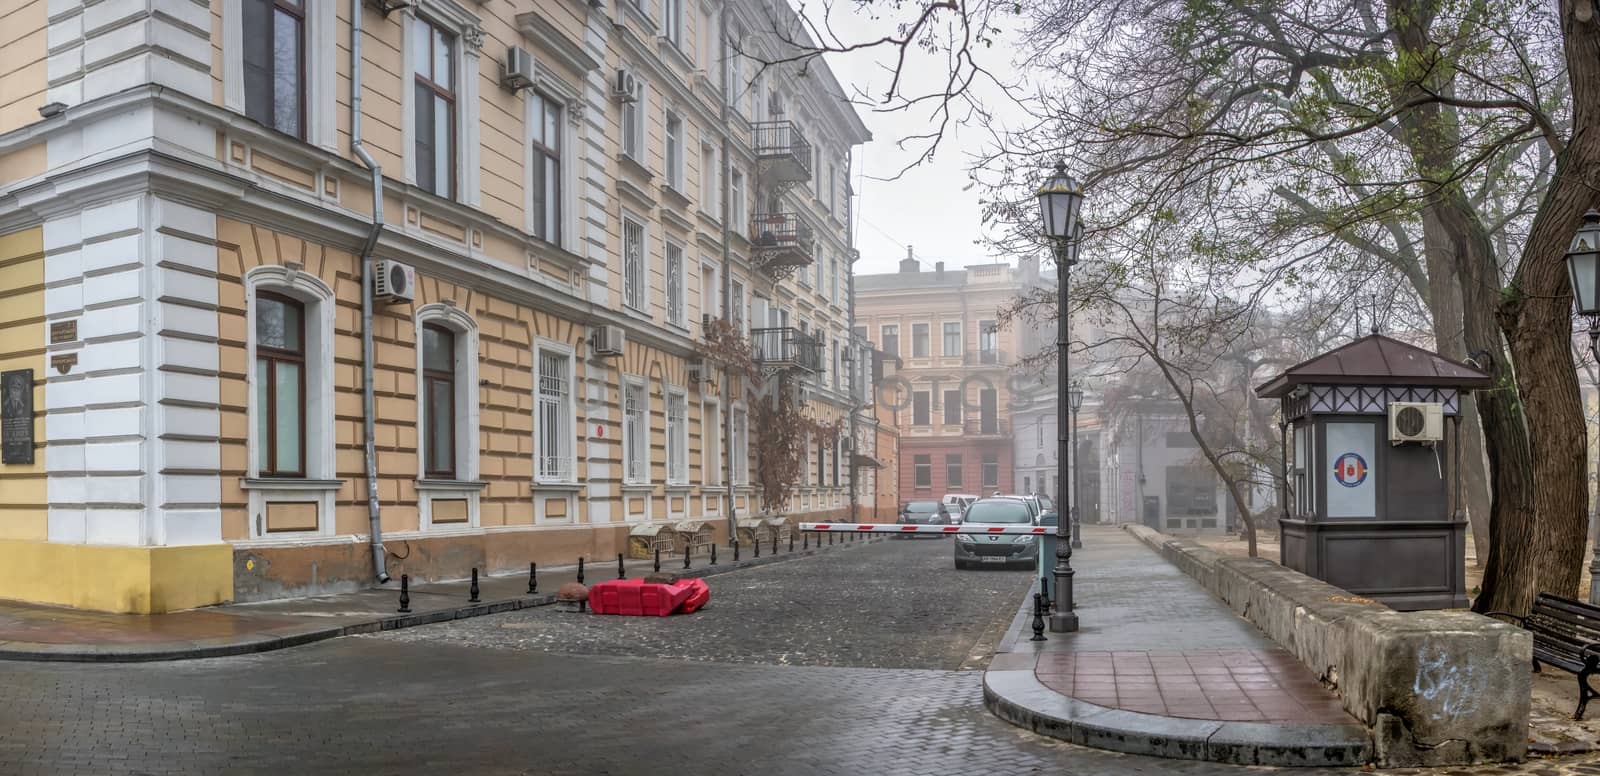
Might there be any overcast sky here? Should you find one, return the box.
[795,3,1036,277]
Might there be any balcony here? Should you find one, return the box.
[752,120,813,186]
[964,417,1010,438]
[750,212,814,280]
[751,327,824,375]
[965,348,1009,366]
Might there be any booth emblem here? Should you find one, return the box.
[1333,452,1368,488]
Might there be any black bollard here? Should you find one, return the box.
[528,562,537,595]
[398,574,411,613]
[803,532,810,550]
[469,567,480,603]
[772,533,778,555]
[754,537,760,558]
[789,532,794,553]
[617,553,626,580]
[577,557,585,585]
[828,532,834,546]
[654,547,661,573]
[1030,593,1047,642]
[734,540,741,561]
[1039,576,1052,613]
[711,544,718,564]
[683,544,691,570]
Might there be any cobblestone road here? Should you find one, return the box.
[2,539,1598,775]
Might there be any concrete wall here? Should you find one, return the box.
[1126,524,1530,767]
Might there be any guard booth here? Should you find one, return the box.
[1256,334,1490,611]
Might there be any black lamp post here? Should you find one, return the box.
[1566,209,1600,604]
[1069,380,1084,549]
[1038,161,1084,633]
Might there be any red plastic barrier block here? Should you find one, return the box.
[588,578,644,615]
[589,578,701,616]
[677,579,710,613]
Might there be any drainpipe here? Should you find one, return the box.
[719,4,738,551]
[351,0,389,583]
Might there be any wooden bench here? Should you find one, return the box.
[1487,592,1600,719]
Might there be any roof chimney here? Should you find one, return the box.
[935,261,945,278]
[899,246,919,273]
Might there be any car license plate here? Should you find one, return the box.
[981,556,1008,563]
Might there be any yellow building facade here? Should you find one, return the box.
[0,0,869,611]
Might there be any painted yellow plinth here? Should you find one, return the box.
[0,540,234,613]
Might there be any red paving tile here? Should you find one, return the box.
[1034,648,1356,724]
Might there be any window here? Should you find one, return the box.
[530,92,562,244]
[943,322,960,356]
[421,323,455,478]
[699,5,716,70]
[914,454,932,488]
[832,438,841,486]
[666,242,685,326]
[623,217,647,311]
[665,112,684,190]
[814,246,823,288]
[723,36,740,106]
[732,405,749,484]
[912,323,929,357]
[255,292,306,477]
[242,0,304,138]
[729,169,746,227]
[700,139,718,214]
[624,380,647,484]
[982,453,999,489]
[816,438,825,485]
[943,389,961,425]
[413,16,456,199]
[700,262,718,321]
[703,399,722,485]
[667,390,688,484]
[881,325,899,357]
[662,0,682,47]
[1024,476,1032,494]
[826,162,836,212]
[979,388,998,433]
[536,347,575,482]
[979,320,998,355]
[1037,418,1046,447]
[912,391,930,426]
[1167,466,1218,516]
[623,84,645,160]
[729,278,745,333]
[830,257,839,304]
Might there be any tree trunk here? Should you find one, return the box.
[1492,0,1600,611]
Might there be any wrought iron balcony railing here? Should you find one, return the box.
[751,327,823,375]
[752,120,813,185]
[750,212,815,279]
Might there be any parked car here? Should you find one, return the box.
[999,494,1044,522]
[954,498,1039,569]
[942,493,977,524]
[897,500,952,538]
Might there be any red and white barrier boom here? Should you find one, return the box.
[798,522,1047,535]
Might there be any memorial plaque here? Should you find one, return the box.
[49,319,76,344]
[50,353,77,375]
[1,369,34,465]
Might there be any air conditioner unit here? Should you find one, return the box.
[591,324,625,357]
[688,357,709,384]
[701,313,717,331]
[372,259,415,304]
[1388,401,1445,445]
[612,69,641,103]
[501,46,535,91]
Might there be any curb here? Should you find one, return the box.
[0,535,885,664]
[981,596,1372,767]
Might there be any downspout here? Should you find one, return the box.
[846,157,859,523]
[719,4,737,550]
[351,0,389,583]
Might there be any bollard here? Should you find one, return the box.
[734,540,741,561]
[469,567,481,603]
[577,557,585,585]
[654,547,661,573]
[754,537,760,558]
[398,574,412,613]
[617,553,626,580]
[1030,593,1047,642]
[711,544,718,565]
[528,562,537,595]
[804,533,810,550]
[772,534,778,556]
[789,533,794,553]
[829,532,834,546]
[1039,576,1052,613]
[683,544,691,570]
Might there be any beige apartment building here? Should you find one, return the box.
[0,0,869,611]
[855,252,1032,504]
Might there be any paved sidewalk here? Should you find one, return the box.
[0,534,881,662]
[983,525,1371,767]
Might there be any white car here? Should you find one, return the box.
[942,493,977,524]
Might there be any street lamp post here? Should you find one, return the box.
[1565,209,1600,604]
[1038,161,1085,633]
[1069,381,1084,549]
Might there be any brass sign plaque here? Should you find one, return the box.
[49,319,77,344]
[51,353,77,375]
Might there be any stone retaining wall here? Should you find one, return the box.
[1124,524,1530,767]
